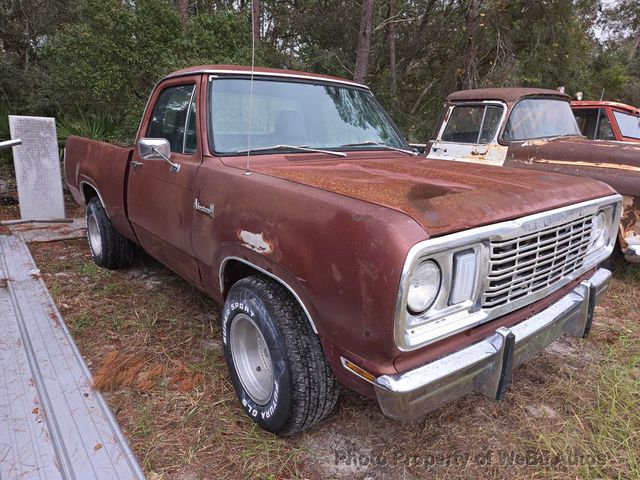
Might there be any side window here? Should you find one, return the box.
[573,108,599,139]
[596,110,615,140]
[147,84,196,153]
[441,105,502,144]
[613,110,640,140]
[479,106,502,143]
[184,93,197,154]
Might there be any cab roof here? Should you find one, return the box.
[571,100,640,115]
[162,65,368,89]
[447,87,570,103]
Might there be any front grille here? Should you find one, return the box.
[482,215,594,308]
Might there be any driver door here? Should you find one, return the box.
[127,77,203,285]
[428,102,508,166]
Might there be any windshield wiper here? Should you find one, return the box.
[235,144,346,158]
[339,141,417,156]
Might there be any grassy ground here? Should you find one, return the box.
[1,189,638,479]
[23,240,639,480]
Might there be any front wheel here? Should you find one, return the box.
[222,276,339,435]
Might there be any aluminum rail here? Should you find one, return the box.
[0,138,21,149]
[0,235,146,479]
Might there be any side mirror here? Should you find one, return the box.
[138,138,180,172]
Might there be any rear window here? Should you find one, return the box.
[613,110,640,139]
[440,105,503,144]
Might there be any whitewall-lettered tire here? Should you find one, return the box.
[222,276,339,435]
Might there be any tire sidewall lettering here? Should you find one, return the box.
[223,285,292,432]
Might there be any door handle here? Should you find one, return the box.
[432,146,447,153]
[130,160,144,168]
[193,198,214,218]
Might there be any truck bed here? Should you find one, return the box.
[64,136,137,241]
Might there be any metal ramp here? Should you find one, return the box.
[0,235,145,480]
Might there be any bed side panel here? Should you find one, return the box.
[65,136,136,241]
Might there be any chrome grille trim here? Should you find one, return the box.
[482,215,594,308]
[393,194,623,351]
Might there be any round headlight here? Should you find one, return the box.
[407,261,441,314]
[589,211,609,251]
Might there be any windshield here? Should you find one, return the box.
[209,78,407,154]
[503,98,581,141]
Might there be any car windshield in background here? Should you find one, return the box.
[503,98,581,141]
[613,110,640,140]
[209,78,407,154]
[441,104,503,144]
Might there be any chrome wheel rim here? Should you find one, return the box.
[87,214,102,258]
[230,314,274,405]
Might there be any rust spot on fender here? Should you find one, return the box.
[238,230,273,255]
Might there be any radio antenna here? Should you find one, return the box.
[244,0,256,176]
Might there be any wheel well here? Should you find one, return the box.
[221,259,260,296]
[82,183,99,204]
[220,258,319,334]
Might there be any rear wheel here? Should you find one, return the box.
[86,197,135,269]
[222,276,339,435]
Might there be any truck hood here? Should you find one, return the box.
[506,137,640,197]
[228,153,616,237]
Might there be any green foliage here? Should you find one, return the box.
[178,13,252,65]
[0,102,12,174]
[56,113,119,146]
[40,0,252,142]
[0,103,9,141]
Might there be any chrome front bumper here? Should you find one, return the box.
[374,268,611,421]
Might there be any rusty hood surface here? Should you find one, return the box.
[223,153,615,237]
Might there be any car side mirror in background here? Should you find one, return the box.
[138,138,180,173]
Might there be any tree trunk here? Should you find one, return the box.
[179,0,189,25]
[252,0,262,45]
[407,0,437,57]
[462,0,482,89]
[354,0,375,84]
[630,30,640,61]
[387,0,397,94]
[409,79,436,116]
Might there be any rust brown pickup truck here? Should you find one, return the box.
[425,87,640,264]
[65,66,622,435]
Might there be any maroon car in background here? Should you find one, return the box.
[571,100,640,143]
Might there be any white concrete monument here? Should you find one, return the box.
[9,116,66,220]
